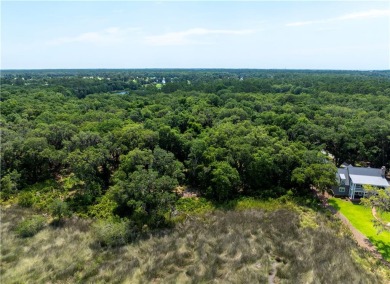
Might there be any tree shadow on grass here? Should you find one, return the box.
[369,238,390,262]
[327,199,341,211]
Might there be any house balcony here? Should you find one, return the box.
[349,184,366,199]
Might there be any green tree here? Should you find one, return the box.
[112,169,178,228]
[361,186,390,232]
[152,147,184,181]
[207,161,240,201]
[292,163,337,193]
[0,170,21,200]
[119,148,154,177]
[20,137,52,183]
[66,146,109,204]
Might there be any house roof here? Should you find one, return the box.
[349,174,389,187]
[337,168,350,185]
[347,165,383,177]
[337,165,389,187]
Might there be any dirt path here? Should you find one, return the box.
[315,191,384,259]
[268,261,278,284]
[336,211,382,256]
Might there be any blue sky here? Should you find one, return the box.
[2,1,389,70]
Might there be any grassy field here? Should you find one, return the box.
[2,200,390,283]
[328,197,390,262]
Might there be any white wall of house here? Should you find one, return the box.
[349,182,365,199]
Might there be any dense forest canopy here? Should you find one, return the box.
[1,69,390,227]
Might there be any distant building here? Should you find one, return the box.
[334,165,389,199]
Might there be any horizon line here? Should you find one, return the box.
[2,68,389,72]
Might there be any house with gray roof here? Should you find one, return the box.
[334,165,389,199]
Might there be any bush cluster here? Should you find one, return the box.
[92,219,136,247]
[18,191,35,207]
[16,215,46,237]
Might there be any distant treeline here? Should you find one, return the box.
[2,69,390,98]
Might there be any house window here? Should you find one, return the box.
[339,187,345,192]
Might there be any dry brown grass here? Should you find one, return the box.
[1,205,388,283]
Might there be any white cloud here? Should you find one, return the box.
[144,28,255,46]
[287,9,390,27]
[338,9,390,20]
[46,27,140,46]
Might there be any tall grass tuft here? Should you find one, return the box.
[15,215,46,238]
[92,219,136,247]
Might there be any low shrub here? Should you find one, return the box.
[16,215,46,237]
[18,191,35,207]
[175,197,214,214]
[50,199,70,222]
[93,219,136,247]
[88,194,117,219]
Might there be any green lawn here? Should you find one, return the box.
[328,198,390,262]
[379,211,390,223]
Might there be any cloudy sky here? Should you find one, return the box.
[2,1,389,70]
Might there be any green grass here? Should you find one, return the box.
[175,197,214,214]
[175,196,294,215]
[379,211,390,223]
[328,198,390,261]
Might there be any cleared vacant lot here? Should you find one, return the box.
[1,204,389,283]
